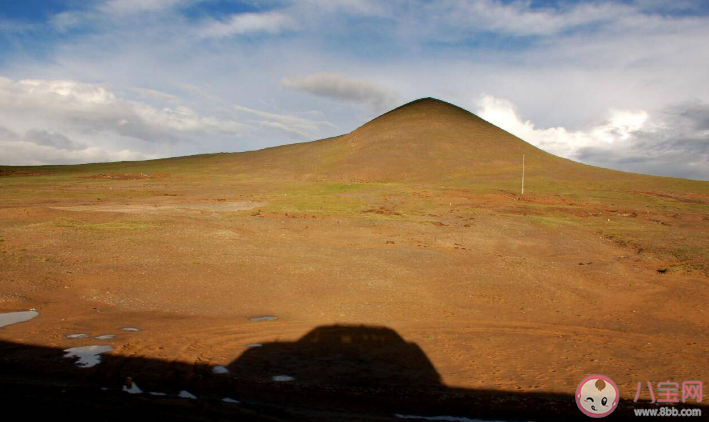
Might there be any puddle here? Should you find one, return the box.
[63,345,114,368]
[123,383,142,394]
[395,415,521,422]
[212,365,229,375]
[247,343,262,348]
[66,333,89,339]
[0,311,39,328]
[121,327,140,332]
[149,392,166,396]
[94,335,115,340]
[223,398,239,404]
[250,316,277,322]
[178,390,197,399]
[271,375,295,382]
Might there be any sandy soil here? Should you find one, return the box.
[1,184,707,421]
[51,201,264,214]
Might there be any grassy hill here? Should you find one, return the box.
[4,97,707,192]
[2,98,708,274]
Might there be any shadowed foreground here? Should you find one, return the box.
[1,324,704,421]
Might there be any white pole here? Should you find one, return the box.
[521,155,525,195]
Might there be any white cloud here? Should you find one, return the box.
[234,104,334,139]
[281,73,399,113]
[24,129,84,150]
[49,12,82,32]
[199,12,296,38]
[474,94,709,180]
[0,76,248,165]
[15,78,117,104]
[131,87,181,104]
[0,77,246,136]
[419,0,631,37]
[475,94,649,157]
[100,0,192,14]
[296,0,384,15]
[0,140,153,166]
[575,101,709,180]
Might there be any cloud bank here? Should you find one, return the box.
[281,73,399,113]
[199,12,296,38]
[0,76,246,165]
[475,95,709,180]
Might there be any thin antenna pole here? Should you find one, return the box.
[521,155,525,195]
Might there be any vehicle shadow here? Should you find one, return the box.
[0,324,704,421]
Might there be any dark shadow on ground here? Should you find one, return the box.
[0,324,704,421]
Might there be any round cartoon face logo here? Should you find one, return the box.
[575,375,619,418]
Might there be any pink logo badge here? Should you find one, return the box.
[576,375,619,418]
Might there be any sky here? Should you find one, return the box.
[0,0,708,180]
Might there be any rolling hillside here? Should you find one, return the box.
[1,97,709,420]
[4,97,707,197]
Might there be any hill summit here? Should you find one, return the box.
[227,97,588,184]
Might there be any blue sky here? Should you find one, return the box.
[0,0,708,180]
